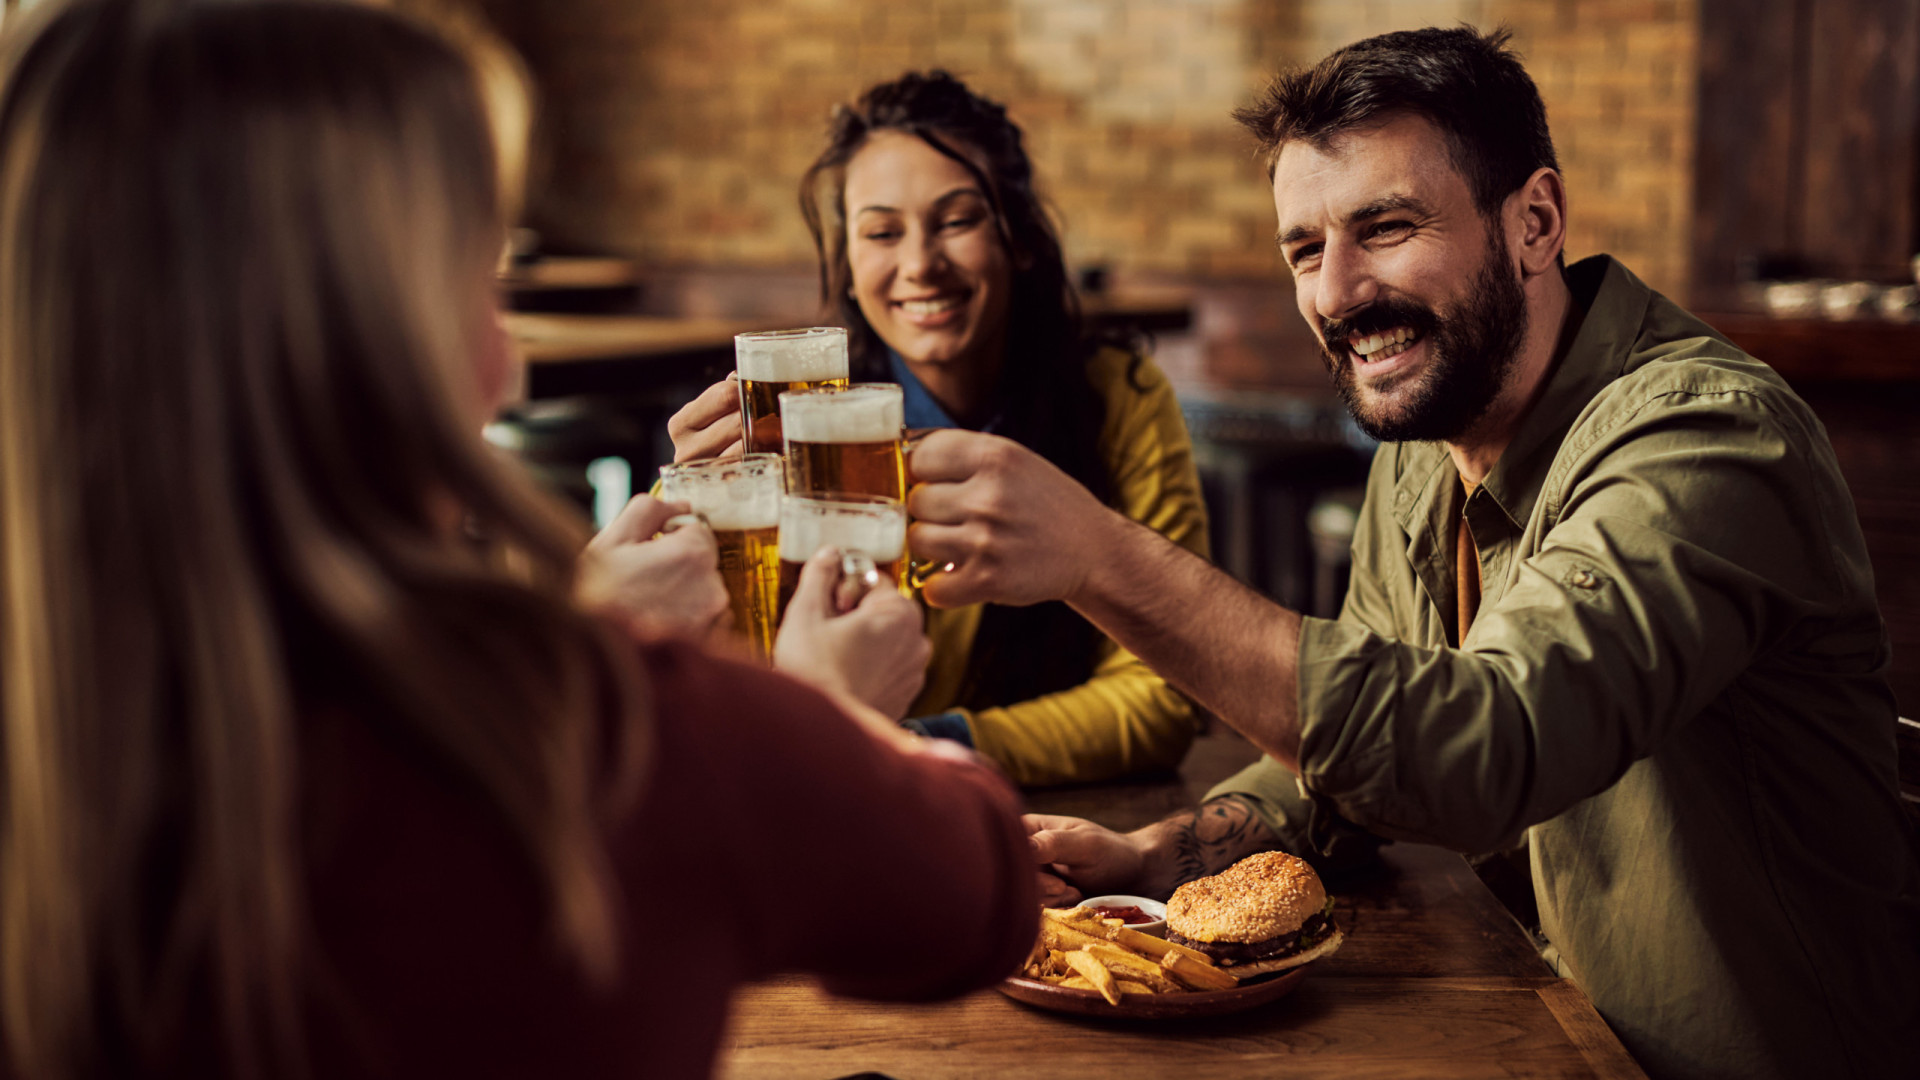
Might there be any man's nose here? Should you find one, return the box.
[1313,243,1378,323]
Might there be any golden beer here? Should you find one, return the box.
[774,493,909,627]
[734,328,850,455]
[713,524,780,655]
[779,384,906,502]
[658,454,784,659]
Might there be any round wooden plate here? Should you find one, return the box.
[996,962,1313,1020]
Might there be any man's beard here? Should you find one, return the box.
[1317,231,1528,443]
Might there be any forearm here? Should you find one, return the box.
[1068,512,1305,768]
[1126,795,1280,897]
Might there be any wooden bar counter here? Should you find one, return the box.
[718,731,1645,1079]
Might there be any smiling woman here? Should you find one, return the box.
[669,71,1211,785]
[791,71,1213,785]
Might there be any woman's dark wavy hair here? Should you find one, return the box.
[799,70,1130,714]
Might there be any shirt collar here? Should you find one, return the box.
[1393,254,1647,533]
[887,348,1004,434]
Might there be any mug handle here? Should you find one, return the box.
[836,549,883,613]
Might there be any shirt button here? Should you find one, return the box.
[1571,569,1598,589]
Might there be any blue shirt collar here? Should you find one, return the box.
[886,349,1004,434]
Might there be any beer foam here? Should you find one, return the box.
[735,327,849,383]
[695,493,779,532]
[780,384,903,444]
[779,497,905,563]
[659,457,782,530]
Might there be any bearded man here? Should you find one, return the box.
[905,26,1919,1080]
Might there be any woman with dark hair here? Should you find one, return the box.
[672,70,1210,787]
[0,4,1034,1077]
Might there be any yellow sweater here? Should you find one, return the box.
[909,348,1209,786]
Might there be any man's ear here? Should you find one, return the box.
[1509,167,1567,277]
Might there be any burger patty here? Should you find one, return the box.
[1167,913,1330,966]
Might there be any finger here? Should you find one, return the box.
[1037,871,1083,907]
[783,546,844,625]
[668,378,741,434]
[671,412,745,464]
[901,428,1006,484]
[917,563,992,610]
[1024,814,1096,836]
[905,519,975,567]
[851,584,918,620]
[655,514,720,562]
[599,495,689,545]
[904,475,971,526]
[1028,825,1120,869]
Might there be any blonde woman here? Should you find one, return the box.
[0,2,1035,1077]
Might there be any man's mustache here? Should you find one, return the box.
[1319,300,1442,362]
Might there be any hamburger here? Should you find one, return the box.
[1163,851,1344,980]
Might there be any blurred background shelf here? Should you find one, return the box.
[1702,313,1920,384]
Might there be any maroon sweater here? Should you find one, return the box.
[155,638,1035,1077]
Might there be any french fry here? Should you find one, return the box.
[1082,944,1183,993]
[1106,926,1221,969]
[1061,949,1122,1005]
[1037,917,1110,954]
[1033,904,1253,1000]
[1053,908,1229,972]
[1159,948,1240,991]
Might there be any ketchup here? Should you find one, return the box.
[1086,904,1155,924]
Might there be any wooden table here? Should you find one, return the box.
[718,731,1645,1079]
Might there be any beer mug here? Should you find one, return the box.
[734,327,850,455]
[775,493,909,628]
[779,383,906,502]
[657,453,784,659]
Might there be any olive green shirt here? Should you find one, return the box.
[1211,256,1920,1080]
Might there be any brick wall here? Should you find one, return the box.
[503,0,1697,298]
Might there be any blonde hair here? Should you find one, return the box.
[0,2,646,1075]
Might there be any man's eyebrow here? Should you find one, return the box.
[1275,193,1432,249]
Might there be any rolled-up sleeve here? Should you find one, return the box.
[1296,384,1848,853]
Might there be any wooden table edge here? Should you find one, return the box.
[1534,980,1648,1079]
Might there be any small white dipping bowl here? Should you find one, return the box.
[1076,895,1168,938]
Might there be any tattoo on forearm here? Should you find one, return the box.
[1160,795,1277,891]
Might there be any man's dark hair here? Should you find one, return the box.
[1235,26,1558,218]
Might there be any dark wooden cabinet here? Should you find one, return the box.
[1692,0,1920,304]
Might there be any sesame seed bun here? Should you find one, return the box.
[1164,851,1327,944]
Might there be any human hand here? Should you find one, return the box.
[1025,813,1150,905]
[578,494,731,639]
[773,547,930,720]
[666,376,746,463]
[905,430,1116,610]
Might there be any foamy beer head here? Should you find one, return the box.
[657,453,782,529]
[776,492,909,617]
[659,454,784,658]
[734,326,849,384]
[779,383,903,446]
[778,492,905,565]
